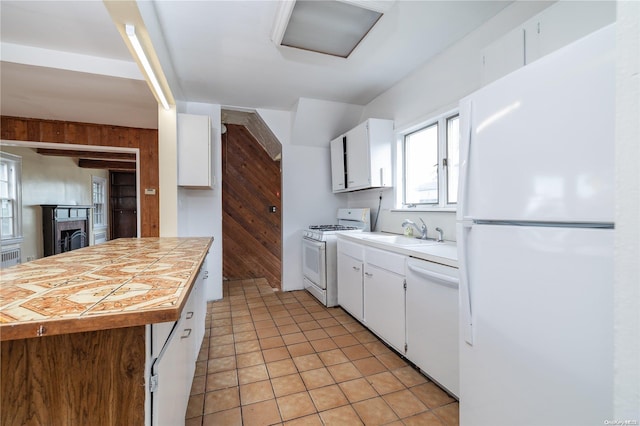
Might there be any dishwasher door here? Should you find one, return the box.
[405,257,459,397]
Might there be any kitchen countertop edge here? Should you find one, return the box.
[0,237,212,342]
[337,232,458,268]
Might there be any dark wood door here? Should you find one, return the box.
[110,171,137,239]
[222,124,282,289]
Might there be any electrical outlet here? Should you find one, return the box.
[269,206,277,213]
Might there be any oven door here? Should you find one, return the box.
[302,237,326,289]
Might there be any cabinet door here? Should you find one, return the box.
[152,320,189,426]
[193,268,208,353]
[363,264,405,353]
[178,113,212,188]
[405,258,459,397]
[330,136,346,192]
[182,283,199,384]
[112,209,137,238]
[480,26,525,85]
[337,252,364,321]
[524,1,615,65]
[345,121,370,190]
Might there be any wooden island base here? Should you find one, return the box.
[1,326,146,425]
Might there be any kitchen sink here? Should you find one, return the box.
[410,242,458,259]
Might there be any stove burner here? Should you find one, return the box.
[309,225,359,231]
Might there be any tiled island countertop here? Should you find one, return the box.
[0,237,212,341]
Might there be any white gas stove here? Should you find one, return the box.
[302,208,370,306]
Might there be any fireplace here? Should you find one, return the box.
[41,205,91,257]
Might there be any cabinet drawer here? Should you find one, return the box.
[338,239,364,261]
[365,246,405,275]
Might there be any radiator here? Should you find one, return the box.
[1,247,21,268]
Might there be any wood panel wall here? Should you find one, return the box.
[0,116,159,237]
[1,326,146,425]
[222,124,282,289]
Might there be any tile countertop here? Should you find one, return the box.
[337,232,458,268]
[0,237,212,341]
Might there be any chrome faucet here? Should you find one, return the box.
[435,227,444,242]
[402,218,428,240]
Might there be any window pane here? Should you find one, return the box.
[92,177,106,227]
[404,123,438,205]
[0,199,13,218]
[1,218,13,238]
[447,115,460,204]
[0,182,8,199]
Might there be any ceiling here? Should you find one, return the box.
[0,1,510,130]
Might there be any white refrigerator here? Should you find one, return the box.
[457,24,615,426]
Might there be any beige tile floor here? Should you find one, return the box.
[186,278,459,426]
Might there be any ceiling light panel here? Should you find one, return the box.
[280,1,383,58]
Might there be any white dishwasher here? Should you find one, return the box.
[405,257,459,397]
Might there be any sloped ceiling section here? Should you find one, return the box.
[222,110,282,161]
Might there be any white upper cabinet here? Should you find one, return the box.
[481,1,615,85]
[330,136,346,192]
[481,26,525,85]
[178,113,213,188]
[330,118,393,193]
[524,1,616,63]
[344,121,370,190]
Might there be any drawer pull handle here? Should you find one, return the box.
[181,329,192,339]
[364,272,373,278]
[352,266,360,271]
[186,311,194,319]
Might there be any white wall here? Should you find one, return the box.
[0,146,108,260]
[350,1,615,241]
[176,102,222,301]
[290,97,364,147]
[278,98,371,291]
[158,105,178,237]
[614,0,640,419]
[281,143,347,291]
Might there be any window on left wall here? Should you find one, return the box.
[92,176,107,228]
[0,152,22,243]
[92,176,108,244]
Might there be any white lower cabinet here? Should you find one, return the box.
[406,257,459,397]
[363,247,406,353]
[150,266,207,425]
[336,236,460,398]
[337,240,364,321]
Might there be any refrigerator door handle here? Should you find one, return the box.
[457,100,473,222]
[457,221,474,345]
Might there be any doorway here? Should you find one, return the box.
[109,171,137,239]
[222,123,282,289]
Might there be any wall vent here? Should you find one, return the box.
[1,247,21,268]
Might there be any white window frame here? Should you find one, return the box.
[92,175,108,228]
[394,109,459,212]
[0,152,23,244]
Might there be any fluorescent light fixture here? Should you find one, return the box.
[125,24,170,110]
[272,0,385,58]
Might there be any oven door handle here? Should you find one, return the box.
[303,237,326,249]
